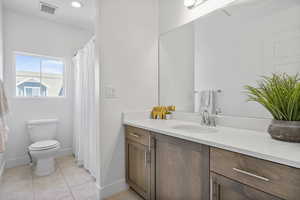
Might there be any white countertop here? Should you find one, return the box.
[124,118,300,169]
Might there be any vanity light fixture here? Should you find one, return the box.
[184,0,208,9]
[71,1,83,8]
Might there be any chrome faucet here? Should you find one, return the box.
[201,110,216,127]
[201,110,209,125]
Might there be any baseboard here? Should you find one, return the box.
[5,155,30,168]
[5,147,73,169]
[0,160,5,180]
[97,179,128,199]
[55,147,73,158]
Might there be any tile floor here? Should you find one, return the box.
[104,190,143,200]
[0,155,99,200]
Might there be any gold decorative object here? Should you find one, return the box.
[151,105,176,119]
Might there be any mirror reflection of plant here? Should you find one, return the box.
[245,73,300,121]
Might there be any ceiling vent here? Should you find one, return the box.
[40,2,58,15]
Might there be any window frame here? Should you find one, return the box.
[24,86,41,97]
[13,51,67,99]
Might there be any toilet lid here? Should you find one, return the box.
[29,140,60,151]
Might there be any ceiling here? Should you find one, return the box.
[222,0,300,18]
[3,0,95,31]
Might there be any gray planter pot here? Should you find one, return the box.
[268,120,300,142]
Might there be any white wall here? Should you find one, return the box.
[159,23,194,111]
[159,0,236,34]
[3,10,92,168]
[97,0,158,197]
[194,1,300,118]
[0,0,4,176]
[0,1,3,80]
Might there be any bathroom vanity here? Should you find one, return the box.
[125,1,300,199]
[124,119,300,200]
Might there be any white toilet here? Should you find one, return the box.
[27,119,61,176]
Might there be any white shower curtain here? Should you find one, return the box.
[73,38,97,178]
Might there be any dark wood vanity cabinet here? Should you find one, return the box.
[155,134,210,200]
[125,126,155,200]
[125,126,210,200]
[125,126,300,200]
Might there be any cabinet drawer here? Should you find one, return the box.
[126,126,150,146]
[210,147,300,200]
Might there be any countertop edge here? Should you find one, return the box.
[124,120,300,169]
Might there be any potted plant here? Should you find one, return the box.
[245,73,300,142]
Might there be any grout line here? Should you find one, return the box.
[58,157,98,200]
[1,164,38,200]
[4,156,96,200]
[30,164,35,200]
[57,159,76,200]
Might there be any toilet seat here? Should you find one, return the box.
[29,140,60,151]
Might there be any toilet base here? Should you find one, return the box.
[34,157,56,176]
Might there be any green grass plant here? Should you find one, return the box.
[245,73,300,121]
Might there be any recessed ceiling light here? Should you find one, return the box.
[71,1,83,8]
[184,0,196,8]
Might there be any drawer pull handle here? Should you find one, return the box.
[145,151,147,166]
[129,133,140,138]
[233,168,270,182]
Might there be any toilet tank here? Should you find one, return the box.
[27,119,59,142]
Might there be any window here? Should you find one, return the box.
[15,53,65,97]
[24,86,41,96]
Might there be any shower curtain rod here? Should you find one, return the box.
[73,36,95,57]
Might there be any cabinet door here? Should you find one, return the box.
[155,134,209,200]
[211,173,283,200]
[126,139,153,199]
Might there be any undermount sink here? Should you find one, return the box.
[171,124,218,133]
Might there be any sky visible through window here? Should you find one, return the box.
[16,54,64,74]
[15,53,64,97]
